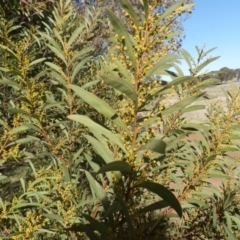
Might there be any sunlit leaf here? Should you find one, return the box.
[142,0,149,18]
[68,115,126,152]
[46,44,67,65]
[68,25,85,46]
[106,9,136,69]
[97,161,132,174]
[139,139,166,154]
[69,84,128,132]
[119,0,140,27]
[71,56,92,82]
[195,56,220,74]
[145,55,179,77]
[29,57,46,67]
[101,75,138,107]
[85,135,114,164]
[153,0,184,29]
[85,171,109,211]
[162,93,204,116]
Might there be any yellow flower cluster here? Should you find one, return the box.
[0,144,20,163]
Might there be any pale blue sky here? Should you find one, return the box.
[180,0,240,75]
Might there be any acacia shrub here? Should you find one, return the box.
[0,0,240,239]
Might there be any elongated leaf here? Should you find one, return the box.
[166,132,188,152]
[46,44,67,65]
[68,224,100,240]
[84,153,100,173]
[223,224,236,240]
[171,173,182,190]
[29,58,46,67]
[181,203,195,209]
[83,214,109,236]
[69,84,128,132]
[7,137,34,146]
[43,213,64,222]
[44,102,65,110]
[68,115,126,152]
[85,135,114,164]
[85,171,109,211]
[204,47,217,56]
[106,9,136,69]
[68,25,85,46]
[173,63,184,77]
[0,68,21,76]
[40,32,62,50]
[45,62,66,78]
[195,56,220,74]
[135,181,182,217]
[53,28,64,47]
[12,203,44,210]
[139,139,166,154]
[225,211,232,230]
[231,216,240,230]
[82,79,100,89]
[104,201,121,218]
[153,0,183,29]
[142,0,149,18]
[138,200,169,214]
[194,78,220,90]
[49,70,67,86]
[0,44,17,59]
[146,76,196,103]
[71,56,92,82]
[0,79,20,88]
[97,161,132,174]
[146,55,179,77]
[20,178,26,193]
[114,187,133,236]
[181,104,205,114]
[187,198,207,208]
[119,0,140,27]
[230,124,240,130]
[113,60,132,82]
[37,229,57,235]
[162,93,204,116]
[181,49,194,72]
[71,46,95,63]
[7,25,22,34]
[10,123,41,135]
[101,75,137,107]
[181,122,209,132]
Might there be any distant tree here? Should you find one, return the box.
[234,68,240,81]
[218,67,235,82]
